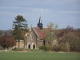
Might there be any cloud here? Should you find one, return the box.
[46,0,80,5]
[58,11,80,14]
[66,0,79,2]
[32,8,52,13]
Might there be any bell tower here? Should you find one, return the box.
[37,16,43,30]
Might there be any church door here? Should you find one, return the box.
[33,45,35,49]
[28,44,30,49]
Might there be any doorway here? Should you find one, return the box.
[33,45,35,49]
[28,44,30,49]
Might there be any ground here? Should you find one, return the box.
[0,52,80,60]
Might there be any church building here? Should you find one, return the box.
[24,16,46,49]
[16,16,57,49]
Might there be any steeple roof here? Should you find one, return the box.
[39,16,42,23]
[37,16,43,30]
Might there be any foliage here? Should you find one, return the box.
[39,46,51,51]
[12,15,28,48]
[51,46,67,52]
[57,26,80,52]
[45,22,58,46]
[63,26,73,33]
[12,15,28,40]
[0,30,12,36]
[47,22,54,31]
[63,32,80,52]
[0,47,3,50]
[45,32,57,46]
[12,47,24,51]
[60,46,67,51]
[51,46,61,52]
[0,36,16,49]
[47,22,58,32]
[57,26,73,38]
[39,45,67,52]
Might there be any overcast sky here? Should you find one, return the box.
[0,0,80,30]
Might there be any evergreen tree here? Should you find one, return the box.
[12,15,28,48]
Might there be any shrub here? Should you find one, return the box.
[39,46,51,51]
[51,46,67,52]
[0,36,16,49]
[60,46,67,52]
[51,46,61,52]
[12,48,24,51]
[0,46,3,50]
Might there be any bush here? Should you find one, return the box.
[0,46,3,50]
[51,46,61,52]
[12,48,24,51]
[51,46,67,52]
[0,36,16,49]
[39,46,51,51]
[60,46,67,52]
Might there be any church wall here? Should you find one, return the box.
[31,28,45,48]
[16,40,24,48]
[37,39,44,48]
[31,28,38,48]
[25,30,37,49]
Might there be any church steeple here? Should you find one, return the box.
[37,16,43,30]
[39,16,41,23]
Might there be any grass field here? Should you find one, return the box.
[0,52,80,60]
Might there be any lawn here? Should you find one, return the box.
[0,52,80,60]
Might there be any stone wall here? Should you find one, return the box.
[16,40,24,48]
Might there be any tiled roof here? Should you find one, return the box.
[32,27,48,39]
[42,28,49,36]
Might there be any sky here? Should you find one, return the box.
[0,0,80,30]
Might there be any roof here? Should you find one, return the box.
[32,27,48,39]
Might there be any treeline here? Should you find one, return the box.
[0,26,80,52]
[0,30,12,36]
[57,26,80,52]
[40,26,80,52]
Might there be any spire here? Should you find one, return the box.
[37,15,43,30]
[39,16,42,23]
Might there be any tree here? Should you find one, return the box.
[47,22,58,32]
[57,26,73,39]
[63,26,73,33]
[63,32,80,52]
[12,15,28,48]
[45,22,58,46]
[47,22,54,32]
[0,36,16,49]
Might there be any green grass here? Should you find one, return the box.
[0,52,80,60]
